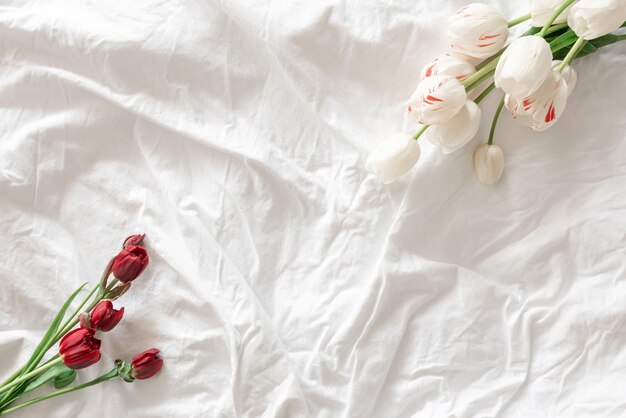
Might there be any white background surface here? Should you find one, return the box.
[1,0,626,417]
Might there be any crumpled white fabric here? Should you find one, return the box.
[0,1,625,417]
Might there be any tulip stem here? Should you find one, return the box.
[0,358,63,395]
[0,369,119,416]
[538,0,576,37]
[558,37,587,72]
[508,13,531,28]
[488,96,506,146]
[463,58,499,89]
[474,82,496,105]
[412,125,428,141]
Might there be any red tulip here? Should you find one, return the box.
[59,328,101,370]
[111,245,149,283]
[130,349,163,380]
[80,300,124,332]
[123,234,145,249]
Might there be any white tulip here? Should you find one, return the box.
[495,36,553,97]
[448,3,509,59]
[528,0,575,26]
[408,75,467,125]
[365,133,421,184]
[427,101,481,154]
[473,144,504,185]
[505,70,569,132]
[568,0,626,40]
[552,60,577,96]
[420,53,477,81]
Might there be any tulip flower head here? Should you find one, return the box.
[474,144,504,185]
[427,100,481,154]
[123,234,145,249]
[130,349,164,380]
[448,3,509,59]
[408,75,467,125]
[552,60,577,97]
[111,245,149,283]
[59,328,102,370]
[80,300,124,332]
[495,36,553,98]
[420,53,476,81]
[366,133,421,184]
[505,70,569,132]
[529,0,575,26]
[568,0,626,40]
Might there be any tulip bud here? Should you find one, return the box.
[427,100,481,154]
[123,234,145,249]
[505,70,568,132]
[365,133,421,184]
[80,300,124,332]
[552,60,577,97]
[420,53,476,81]
[130,349,164,380]
[448,3,509,59]
[408,75,467,125]
[473,144,504,185]
[495,36,553,98]
[568,0,626,40]
[528,0,574,26]
[111,245,149,283]
[59,328,102,370]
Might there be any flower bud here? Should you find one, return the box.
[80,300,124,332]
[473,144,504,185]
[111,245,149,283]
[59,328,102,370]
[130,349,163,380]
[495,36,553,98]
[365,133,421,184]
[568,0,626,40]
[427,100,481,154]
[420,53,476,81]
[408,75,467,125]
[123,234,145,249]
[448,3,509,59]
[505,70,568,132]
[528,0,574,26]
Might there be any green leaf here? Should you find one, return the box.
[23,283,87,370]
[22,364,74,393]
[53,369,76,389]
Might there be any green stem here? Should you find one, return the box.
[488,96,506,146]
[558,37,587,71]
[55,284,99,340]
[0,359,63,395]
[412,125,428,141]
[544,22,569,36]
[508,13,531,28]
[538,0,576,37]
[463,57,499,88]
[474,82,496,105]
[0,369,118,416]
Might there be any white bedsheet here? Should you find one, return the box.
[1,0,626,417]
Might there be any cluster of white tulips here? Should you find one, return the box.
[366,0,626,185]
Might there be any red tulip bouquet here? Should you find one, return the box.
[0,234,163,416]
[366,0,626,185]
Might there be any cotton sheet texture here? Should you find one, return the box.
[1,0,625,417]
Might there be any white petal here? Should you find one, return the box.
[473,144,504,185]
[427,101,481,154]
[420,53,476,81]
[448,3,509,59]
[495,36,553,97]
[551,60,577,97]
[529,0,574,26]
[408,75,467,125]
[568,0,626,40]
[365,133,421,184]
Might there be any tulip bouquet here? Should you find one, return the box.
[0,234,163,416]
[366,0,626,185]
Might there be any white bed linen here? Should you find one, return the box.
[1,0,625,417]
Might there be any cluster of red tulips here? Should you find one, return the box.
[0,234,163,416]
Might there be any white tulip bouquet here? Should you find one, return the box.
[366,0,626,185]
